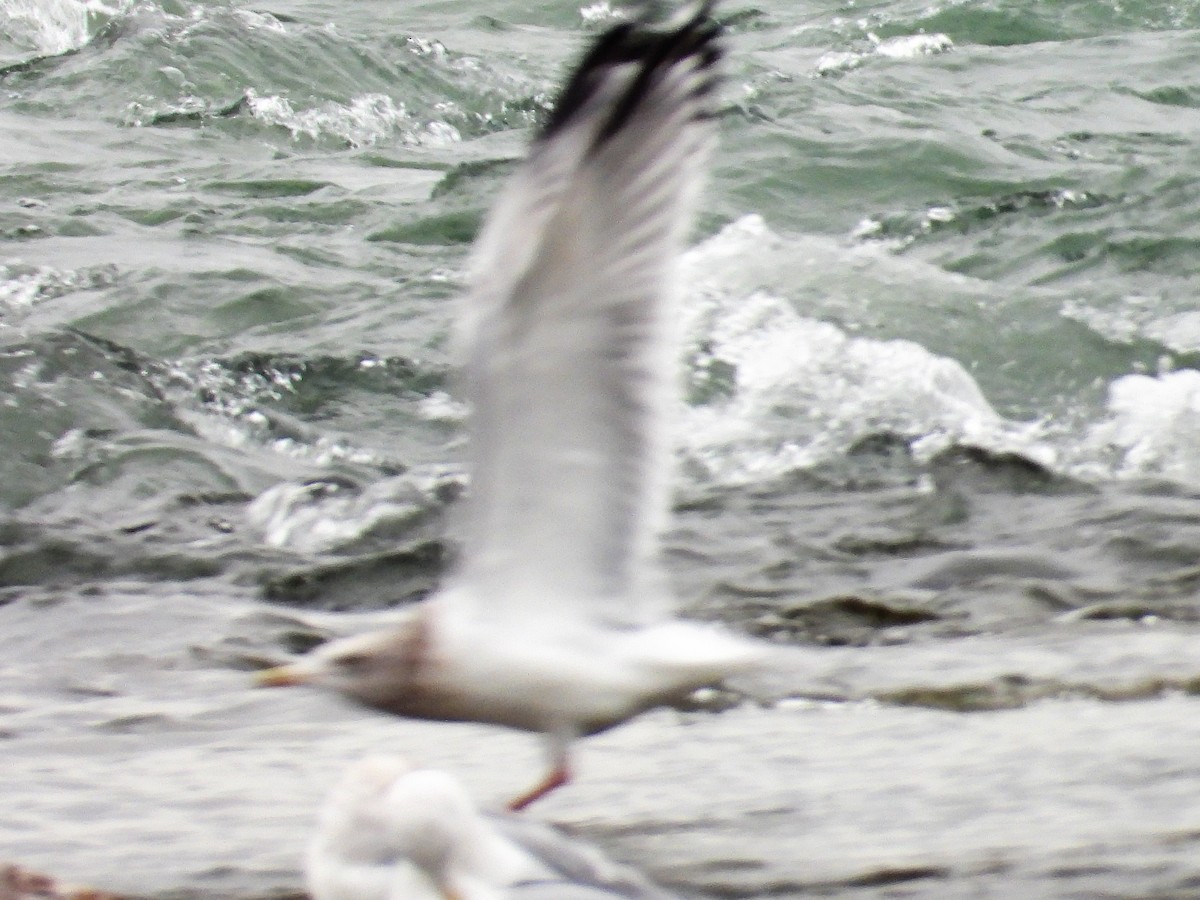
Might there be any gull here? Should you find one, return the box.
[257,0,767,810]
[308,756,676,900]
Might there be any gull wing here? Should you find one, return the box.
[449,5,722,628]
[491,812,678,899]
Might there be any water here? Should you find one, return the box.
[4,0,1200,896]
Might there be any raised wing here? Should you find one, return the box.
[450,4,722,628]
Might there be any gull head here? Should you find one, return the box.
[316,756,473,870]
[309,755,538,900]
[255,616,428,711]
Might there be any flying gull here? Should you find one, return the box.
[258,0,767,810]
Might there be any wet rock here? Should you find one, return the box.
[0,864,125,900]
[752,594,945,646]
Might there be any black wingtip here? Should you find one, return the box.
[538,2,722,147]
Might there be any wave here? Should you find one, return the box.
[1083,369,1200,482]
[246,467,461,555]
[816,32,953,76]
[0,0,128,58]
[8,0,546,143]
[244,90,462,149]
[0,261,118,313]
[678,215,1200,489]
[677,215,1049,485]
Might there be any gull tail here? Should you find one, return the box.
[628,620,768,685]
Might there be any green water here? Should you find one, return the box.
[5,1,1200,896]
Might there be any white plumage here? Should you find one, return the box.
[307,757,676,899]
[259,2,767,809]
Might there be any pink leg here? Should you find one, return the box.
[507,760,572,812]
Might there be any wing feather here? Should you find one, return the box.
[449,4,722,627]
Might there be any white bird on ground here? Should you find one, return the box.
[307,756,676,900]
[258,0,767,810]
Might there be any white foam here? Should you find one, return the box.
[816,31,953,75]
[1060,296,1148,345]
[814,51,863,76]
[247,467,461,553]
[1062,295,1200,354]
[870,32,954,59]
[245,91,463,149]
[1142,311,1200,354]
[0,260,117,313]
[676,216,1037,485]
[0,266,44,310]
[579,1,624,24]
[159,358,368,471]
[416,391,468,424]
[0,0,127,56]
[232,8,286,34]
[1084,369,1200,480]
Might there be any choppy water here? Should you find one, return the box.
[5,0,1200,896]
